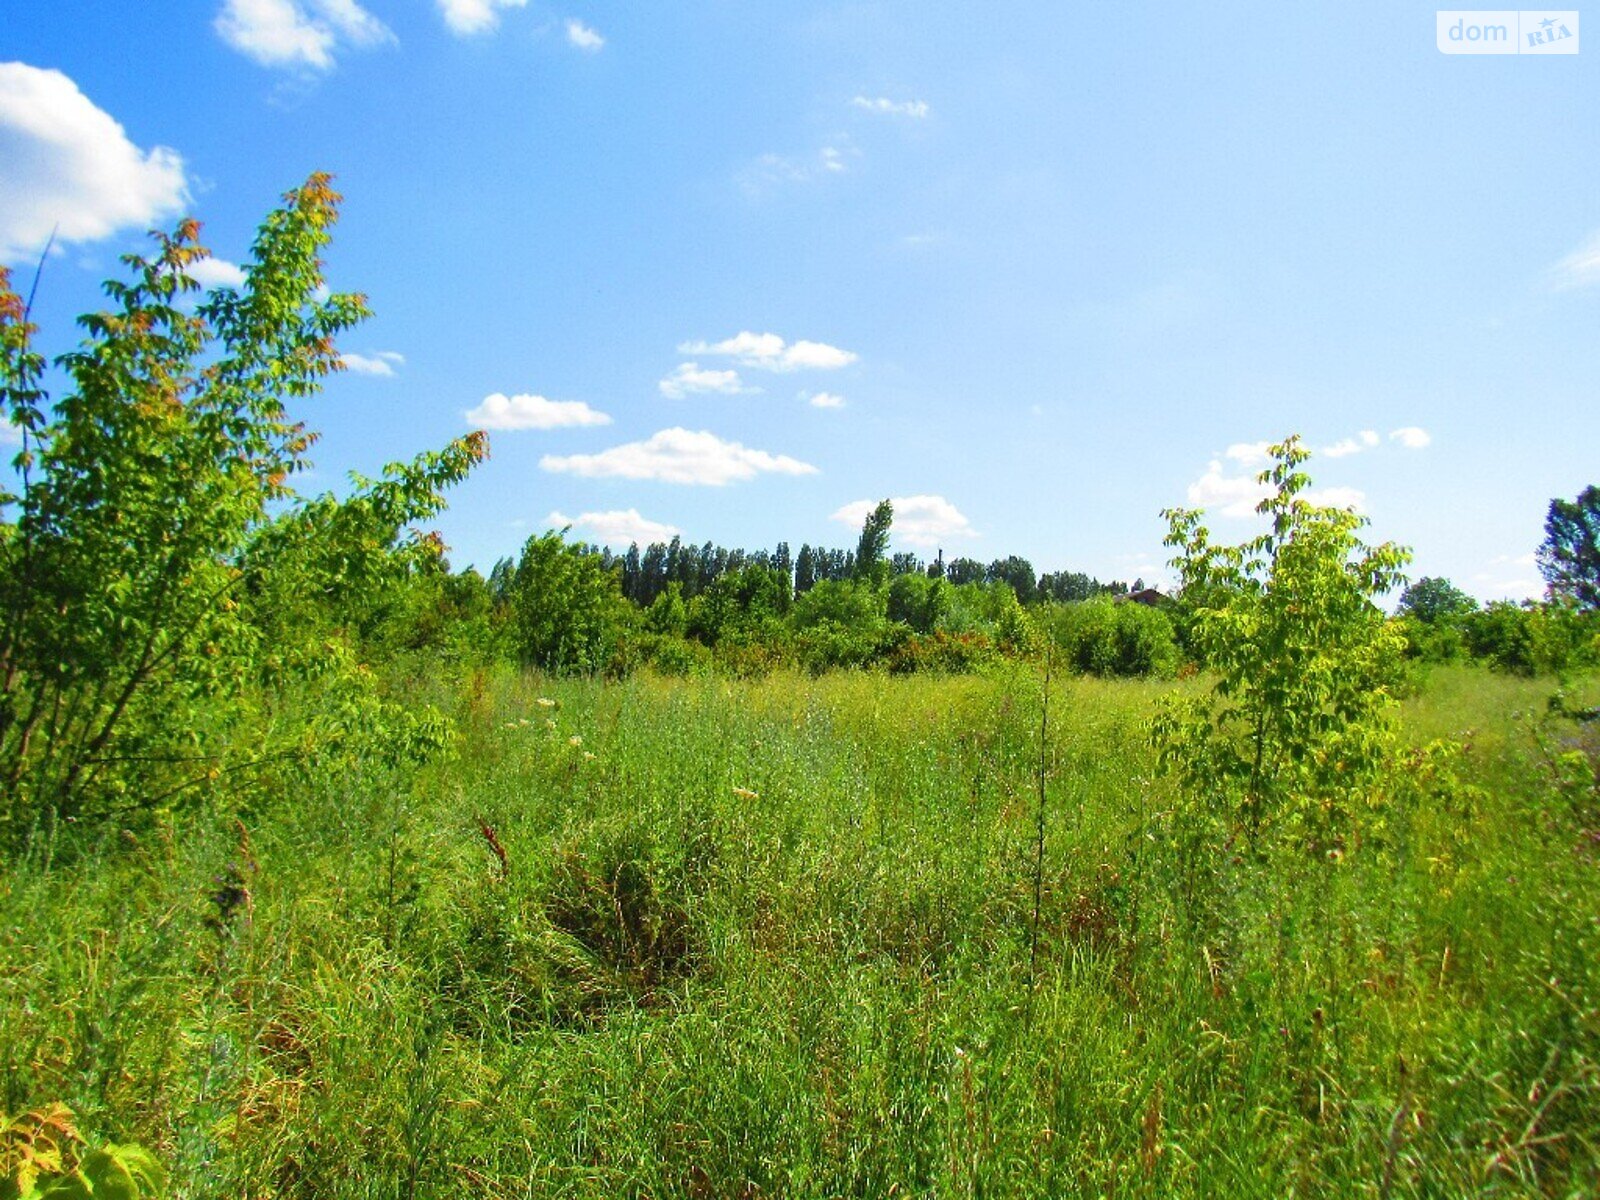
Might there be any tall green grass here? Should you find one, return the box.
[2,665,1596,1197]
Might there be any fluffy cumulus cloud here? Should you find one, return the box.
[1552,231,1600,290]
[465,392,612,430]
[1322,429,1379,458]
[187,256,248,290]
[436,0,527,35]
[341,350,405,377]
[1390,426,1431,449]
[1187,458,1273,518]
[805,391,846,409]
[546,508,680,547]
[830,494,976,548]
[678,331,858,373]
[850,96,929,118]
[540,427,818,485]
[1188,448,1371,518]
[214,0,395,70]
[658,363,753,399]
[565,18,604,50]
[0,63,188,262]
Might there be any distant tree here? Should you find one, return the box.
[853,500,894,585]
[927,550,946,579]
[986,555,1038,605]
[890,551,922,577]
[773,541,792,588]
[887,572,949,633]
[1397,576,1478,623]
[622,542,643,602]
[510,532,631,673]
[488,556,517,605]
[1538,485,1600,610]
[644,581,687,636]
[794,544,818,594]
[946,557,985,585]
[640,541,668,605]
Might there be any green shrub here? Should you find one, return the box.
[1044,598,1180,678]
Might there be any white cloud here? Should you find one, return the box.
[188,256,247,290]
[830,494,976,549]
[565,18,604,51]
[1390,426,1431,449]
[658,362,753,399]
[436,0,527,35]
[1304,485,1367,512]
[465,392,612,430]
[1223,441,1273,468]
[1,419,22,447]
[341,350,405,377]
[540,427,818,485]
[214,0,394,70]
[678,331,858,373]
[738,142,858,193]
[1552,231,1600,290]
[546,508,680,547]
[850,96,929,118]
[806,391,846,409]
[1188,455,1368,518]
[1322,429,1379,458]
[1188,459,1273,518]
[0,64,189,263]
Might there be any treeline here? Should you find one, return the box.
[496,536,1139,610]
[443,497,1168,680]
[1395,575,1600,675]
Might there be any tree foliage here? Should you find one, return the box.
[1538,484,1600,610]
[1154,436,1411,844]
[0,176,484,848]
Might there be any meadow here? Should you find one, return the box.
[3,663,1596,1198]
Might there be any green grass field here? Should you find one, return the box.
[3,665,1597,1198]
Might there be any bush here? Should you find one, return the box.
[1043,598,1179,678]
[885,630,997,675]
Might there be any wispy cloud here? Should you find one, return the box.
[436,0,527,35]
[1,419,22,448]
[805,391,846,409]
[214,0,395,70]
[341,350,405,377]
[830,495,976,548]
[0,63,188,262]
[678,331,858,372]
[738,140,859,193]
[466,392,612,430]
[540,427,818,485]
[850,95,929,118]
[547,508,680,547]
[1551,231,1600,290]
[658,363,754,399]
[565,18,604,51]
[1472,552,1543,602]
[1390,426,1431,449]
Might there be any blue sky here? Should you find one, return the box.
[3,2,1597,599]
